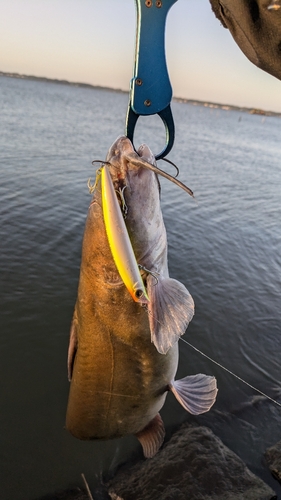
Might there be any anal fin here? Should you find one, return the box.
[170,374,218,415]
[135,413,165,459]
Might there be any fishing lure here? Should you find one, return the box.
[101,164,149,304]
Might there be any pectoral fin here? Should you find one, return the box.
[147,275,194,354]
[169,374,218,415]
[135,413,165,458]
[67,311,78,382]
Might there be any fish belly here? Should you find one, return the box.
[66,315,178,440]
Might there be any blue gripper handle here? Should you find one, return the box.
[131,0,177,115]
[126,0,178,160]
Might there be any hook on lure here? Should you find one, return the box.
[88,160,113,194]
[88,161,129,219]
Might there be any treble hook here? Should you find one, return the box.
[138,264,160,286]
[116,185,128,218]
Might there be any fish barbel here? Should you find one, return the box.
[66,136,217,457]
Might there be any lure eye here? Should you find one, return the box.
[135,289,144,299]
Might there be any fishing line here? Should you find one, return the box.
[179,336,281,408]
[143,284,280,407]
[94,154,278,407]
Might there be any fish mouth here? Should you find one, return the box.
[105,136,193,197]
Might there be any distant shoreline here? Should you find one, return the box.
[0,70,126,94]
[1,70,280,118]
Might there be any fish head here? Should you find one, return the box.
[106,135,193,198]
[105,135,159,192]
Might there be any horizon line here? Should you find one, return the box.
[1,70,280,118]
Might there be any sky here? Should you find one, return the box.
[1,0,281,112]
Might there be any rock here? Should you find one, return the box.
[107,423,276,500]
[265,440,281,484]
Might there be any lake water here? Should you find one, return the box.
[1,75,281,499]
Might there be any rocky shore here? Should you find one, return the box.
[266,440,281,485]
[35,420,281,500]
[107,424,276,500]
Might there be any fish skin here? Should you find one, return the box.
[66,136,217,457]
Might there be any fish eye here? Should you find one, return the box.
[135,289,143,299]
